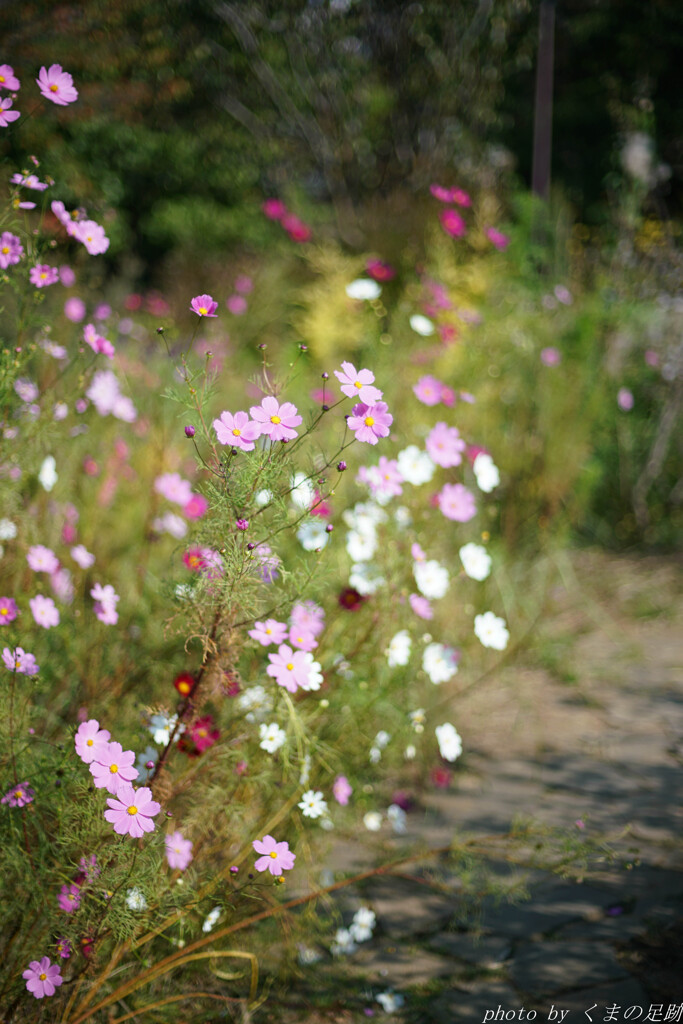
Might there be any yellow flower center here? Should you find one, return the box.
[286,662,294,671]
[265,627,272,634]
[127,805,138,816]
[109,764,119,774]
[15,790,23,799]
[269,850,278,858]
[1,246,8,255]
[0,76,5,84]
[15,659,22,669]
[270,415,281,424]
[198,728,207,737]
[39,972,47,981]
[68,893,75,901]
[364,416,375,427]
[354,380,362,388]
[188,555,200,568]
[198,306,207,315]
[50,83,59,92]
[232,428,241,436]
[40,272,47,280]
[1,606,8,615]
[86,738,94,746]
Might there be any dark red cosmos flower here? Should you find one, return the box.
[338,587,366,611]
[173,672,195,697]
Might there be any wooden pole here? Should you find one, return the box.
[532,0,556,200]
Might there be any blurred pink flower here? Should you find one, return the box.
[183,493,208,519]
[409,593,433,619]
[413,375,443,406]
[540,347,561,366]
[1,781,35,807]
[438,483,476,522]
[226,294,248,315]
[0,231,23,268]
[333,775,353,805]
[440,209,466,238]
[190,294,217,317]
[0,97,20,127]
[64,297,86,322]
[617,387,634,411]
[37,64,78,105]
[262,198,287,220]
[30,264,59,288]
[366,258,396,282]
[485,227,510,250]
[165,830,193,870]
[426,422,466,467]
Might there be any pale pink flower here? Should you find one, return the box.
[11,172,48,190]
[74,719,111,764]
[334,362,383,405]
[83,323,115,358]
[71,544,95,569]
[104,783,161,838]
[413,375,443,406]
[183,494,208,519]
[30,264,59,288]
[29,594,60,629]
[347,401,393,445]
[0,597,18,625]
[409,593,433,619]
[430,183,453,202]
[250,396,302,442]
[57,884,81,913]
[485,227,510,251]
[540,347,561,366]
[2,781,35,807]
[288,625,317,652]
[226,294,247,315]
[64,297,86,322]
[154,472,193,506]
[89,740,138,794]
[190,293,217,317]
[0,97,20,127]
[333,775,353,805]
[0,65,20,91]
[411,542,426,562]
[27,545,59,574]
[165,830,193,870]
[372,456,403,499]
[438,482,476,522]
[253,834,296,875]
[440,209,467,238]
[90,582,119,624]
[37,64,78,105]
[290,601,325,637]
[2,646,39,675]
[0,231,23,268]
[234,274,253,294]
[426,422,466,467]
[213,410,261,450]
[248,619,288,646]
[266,645,310,693]
[618,387,634,411]
[23,957,63,999]
[74,220,109,255]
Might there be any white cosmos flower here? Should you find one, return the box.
[297,518,330,551]
[396,445,435,486]
[346,278,381,301]
[413,559,449,599]
[126,887,148,911]
[363,811,383,832]
[290,472,315,509]
[459,542,492,581]
[435,722,463,762]
[298,789,328,818]
[473,453,500,493]
[331,928,357,956]
[385,630,411,667]
[409,314,435,336]
[299,653,323,691]
[474,611,509,650]
[259,722,286,753]
[202,907,221,933]
[349,562,385,595]
[0,519,17,541]
[153,512,187,539]
[149,713,185,745]
[404,744,416,760]
[254,489,273,507]
[237,684,273,722]
[422,643,459,684]
[38,455,58,492]
[342,501,387,535]
[346,528,377,562]
[377,991,405,1013]
[409,708,426,732]
[387,803,407,833]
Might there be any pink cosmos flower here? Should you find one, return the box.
[90,583,119,625]
[540,346,561,366]
[440,384,456,406]
[485,227,510,251]
[183,546,223,578]
[79,853,100,881]
[30,264,59,288]
[250,396,302,441]
[15,377,39,403]
[74,220,110,255]
[104,783,161,838]
[213,410,261,450]
[253,834,296,875]
[64,297,86,322]
[27,545,59,574]
[0,97,20,127]
[288,625,317,652]
[450,188,471,207]
[71,544,95,569]
[2,646,39,675]
[2,781,35,807]
[23,957,63,999]
[12,173,48,190]
[226,294,248,315]
[57,884,81,914]
[0,231,23,268]
[430,183,453,202]
[262,198,287,220]
[644,349,659,368]
[55,938,71,959]
[411,542,426,562]
[440,209,467,238]
[347,401,393,445]
[37,64,78,105]
[409,593,433,619]
[334,361,383,405]
[234,274,253,294]
[84,323,115,358]
[413,375,443,406]
[248,619,288,646]
[165,830,193,870]
[155,472,193,506]
[190,293,218,317]
[366,258,396,282]
[0,597,18,625]
[50,568,73,606]
[74,719,111,764]
[29,594,60,629]
[371,456,403,499]
[438,482,476,522]
[290,601,325,637]
[187,715,220,754]
[281,213,311,242]
[267,645,310,693]
[183,493,208,519]
[333,775,353,805]
[90,740,139,794]
[60,266,76,286]
[426,422,466,468]
[0,65,20,91]
[618,387,634,411]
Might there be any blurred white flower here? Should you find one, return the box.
[259,722,286,753]
[363,811,383,832]
[422,643,459,684]
[297,518,330,551]
[0,519,17,541]
[409,314,435,336]
[459,542,492,581]
[346,278,381,301]
[396,445,435,486]
[473,453,500,493]
[474,611,509,650]
[290,472,315,509]
[38,455,58,492]
[385,630,411,667]
[414,559,449,599]
[377,991,405,1013]
[125,887,147,911]
[202,907,221,933]
[298,789,328,818]
[435,722,463,762]
[349,562,385,595]
[346,528,377,561]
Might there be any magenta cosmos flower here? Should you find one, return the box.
[213,410,261,451]
[23,957,63,999]
[250,396,302,442]
[438,482,476,522]
[184,493,208,519]
[29,595,60,629]
[2,646,39,675]
[426,422,466,468]
[266,645,311,693]
[253,834,296,875]
[90,740,139,794]
[2,781,35,807]
[190,293,218,317]
[262,197,287,220]
[104,783,161,838]
[27,545,60,574]
[37,64,78,105]
[30,264,59,288]
[0,231,23,268]
[440,209,467,238]
[165,830,193,870]
[57,884,81,914]
[347,401,393,445]
[248,619,288,646]
[334,361,383,405]
[0,596,18,625]
[84,323,115,358]
[366,258,395,281]
[0,65,20,91]
[485,227,510,251]
[75,719,111,763]
[0,97,20,128]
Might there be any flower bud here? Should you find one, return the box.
[184,425,195,438]
[337,461,347,471]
